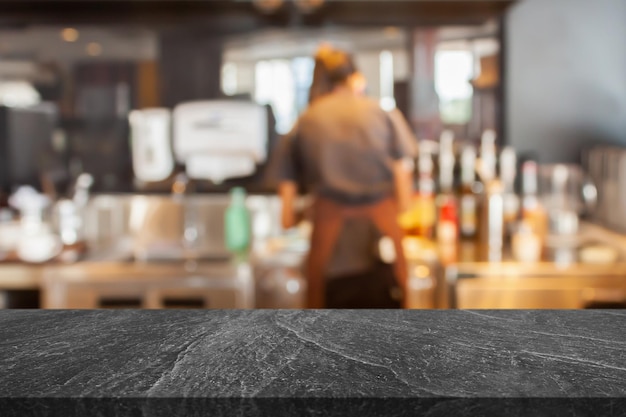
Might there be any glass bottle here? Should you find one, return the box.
[480,129,497,183]
[436,130,458,245]
[520,160,547,239]
[459,145,478,239]
[224,187,251,257]
[415,152,437,239]
[500,146,520,237]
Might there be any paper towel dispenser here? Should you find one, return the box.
[129,108,175,183]
[173,100,268,184]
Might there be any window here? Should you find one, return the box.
[434,49,473,124]
[254,58,314,134]
[292,56,314,114]
[254,59,297,134]
[379,50,396,111]
[221,62,238,96]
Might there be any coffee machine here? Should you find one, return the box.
[128,100,269,261]
[172,100,268,184]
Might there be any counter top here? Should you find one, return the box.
[1,310,625,416]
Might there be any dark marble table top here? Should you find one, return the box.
[1,310,625,416]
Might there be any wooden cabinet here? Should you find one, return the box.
[41,263,255,309]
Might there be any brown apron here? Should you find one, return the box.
[305,195,407,309]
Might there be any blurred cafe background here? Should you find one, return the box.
[0,0,625,309]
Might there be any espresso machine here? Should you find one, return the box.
[173,100,268,184]
[128,100,269,261]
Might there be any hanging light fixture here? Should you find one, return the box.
[86,42,103,57]
[60,28,79,42]
[295,0,324,14]
[252,0,284,14]
[252,0,324,14]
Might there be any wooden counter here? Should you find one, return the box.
[2,221,624,310]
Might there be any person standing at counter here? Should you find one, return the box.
[274,46,415,309]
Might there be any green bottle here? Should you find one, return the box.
[224,187,251,255]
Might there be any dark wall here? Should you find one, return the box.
[504,0,626,163]
[0,105,58,194]
[159,32,223,108]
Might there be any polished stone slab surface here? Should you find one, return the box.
[1,310,625,415]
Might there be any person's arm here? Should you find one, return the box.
[279,180,298,230]
[268,123,301,230]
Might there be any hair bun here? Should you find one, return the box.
[314,43,334,60]
[308,43,358,103]
[315,45,354,77]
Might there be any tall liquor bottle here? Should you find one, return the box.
[436,130,458,245]
[459,145,478,239]
[476,129,503,261]
[438,130,455,194]
[398,142,436,239]
[500,146,520,236]
[520,160,547,238]
[479,129,497,182]
[416,148,437,239]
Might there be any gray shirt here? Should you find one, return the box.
[273,93,416,204]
